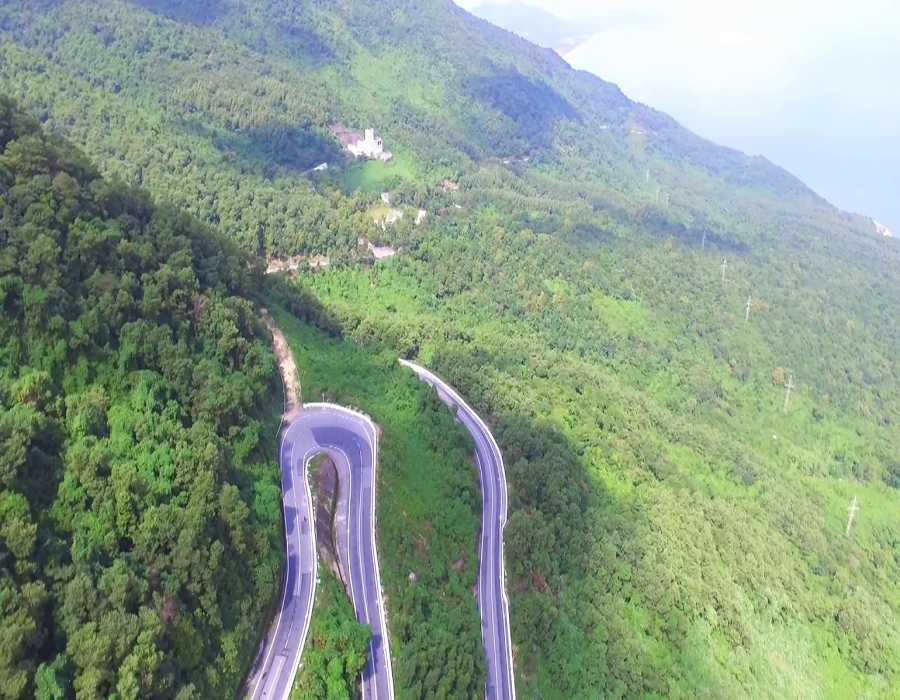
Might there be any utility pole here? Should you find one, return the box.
[745,294,752,321]
[701,230,706,252]
[645,168,649,182]
[783,374,794,412]
[845,495,859,538]
[721,257,728,283]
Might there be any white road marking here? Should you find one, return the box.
[356,442,377,700]
[249,433,298,700]
[249,404,395,700]
[327,443,377,700]
[398,361,516,700]
[476,450,489,679]
[260,656,286,699]
[477,434,501,697]
[281,446,318,700]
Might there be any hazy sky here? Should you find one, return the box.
[458,0,899,233]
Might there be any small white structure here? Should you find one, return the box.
[875,220,892,237]
[348,128,392,161]
[348,129,381,158]
[359,237,398,260]
[312,162,328,171]
[329,124,393,161]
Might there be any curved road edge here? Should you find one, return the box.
[245,404,395,700]
[245,416,318,700]
[304,403,396,700]
[399,359,517,700]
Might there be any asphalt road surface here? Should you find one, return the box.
[246,404,394,700]
[399,360,517,700]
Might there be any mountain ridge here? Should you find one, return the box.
[468,1,600,54]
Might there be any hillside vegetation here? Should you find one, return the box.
[3,1,900,699]
[0,96,283,698]
[0,95,488,700]
[1,0,827,260]
[291,562,370,699]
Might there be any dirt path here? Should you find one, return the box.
[261,308,353,597]
[261,308,301,421]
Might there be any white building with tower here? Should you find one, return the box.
[347,128,393,161]
[329,124,393,162]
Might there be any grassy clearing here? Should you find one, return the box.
[343,157,416,192]
[284,257,900,699]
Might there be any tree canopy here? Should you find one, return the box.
[0,95,283,699]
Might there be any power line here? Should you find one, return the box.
[845,495,859,538]
[783,374,794,412]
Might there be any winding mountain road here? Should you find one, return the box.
[400,359,517,700]
[246,313,514,700]
[245,404,393,700]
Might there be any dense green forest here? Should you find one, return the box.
[3,0,900,698]
[302,222,900,698]
[0,96,284,698]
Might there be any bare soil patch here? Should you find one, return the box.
[261,308,300,419]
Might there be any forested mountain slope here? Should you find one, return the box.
[0,0,845,259]
[0,96,283,698]
[3,1,900,699]
[0,94,487,700]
